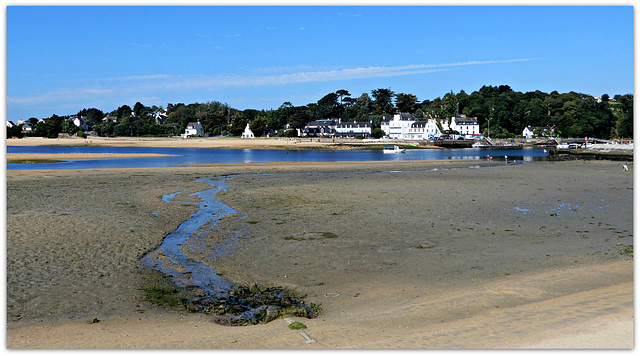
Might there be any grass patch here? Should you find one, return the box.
[141,272,192,310]
[7,159,64,164]
[142,286,189,309]
[619,244,633,256]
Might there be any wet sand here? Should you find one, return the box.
[5,159,634,349]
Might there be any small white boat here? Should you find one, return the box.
[383,145,405,154]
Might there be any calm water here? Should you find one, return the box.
[6,145,548,170]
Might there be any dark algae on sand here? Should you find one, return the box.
[142,176,320,325]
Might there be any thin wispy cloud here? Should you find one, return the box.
[8,58,542,107]
[8,87,114,105]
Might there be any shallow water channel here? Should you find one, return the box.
[142,176,317,324]
[143,177,237,295]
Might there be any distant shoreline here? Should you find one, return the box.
[6,136,432,151]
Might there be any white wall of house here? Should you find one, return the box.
[522,126,535,139]
[382,114,441,140]
[381,114,417,139]
[241,123,255,138]
[73,117,89,131]
[335,122,371,137]
[449,117,480,137]
[183,121,204,137]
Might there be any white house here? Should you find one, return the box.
[381,113,442,140]
[442,115,480,138]
[154,110,168,124]
[304,119,337,137]
[335,121,372,138]
[522,126,555,139]
[72,116,89,131]
[19,120,34,133]
[381,113,418,139]
[241,123,255,138]
[183,121,204,138]
[522,126,535,139]
[406,120,442,140]
[103,115,118,123]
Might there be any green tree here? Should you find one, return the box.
[33,115,64,138]
[316,92,342,120]
[7,124,24,138]
[343,93,374,122]
[336,89,351,107]
[372,127,386,139]
[249,115,268,137]
[395,93,419,114]
[116,105,133,119]
[371,88,395,115]
[287,106,311,132]
[611,94,633,139]
[77,108,104,128]
[266,108,287,134]
[133,102,151,118]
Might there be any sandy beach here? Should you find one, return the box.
[5,156,634,349]
[6,136,400,150]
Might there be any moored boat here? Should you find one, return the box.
[383,145,405,154]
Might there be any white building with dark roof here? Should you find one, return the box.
[183,121,204,138]
[522,125,555,139]
[406,120,442,140]
[381,113,418,139]
[335,121,372,138]
[304,119,337,137]
[441,115,480,138]
[381,113,442,140]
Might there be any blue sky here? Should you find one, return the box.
[5,5,634,120]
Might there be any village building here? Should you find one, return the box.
[522,126,555,139]
[442,115,480,138]
[241,123,255,138]
[154,110,168,124]
[381,113,418,139]
[406,120,442,140]
[522,126,535,139]
[103,115,118,123]
[381,113,442,140]
[304,119,337,137]
[19,120,34,133]
[72,116,89,131]
[182,121,204,138]
[335,121,372,138]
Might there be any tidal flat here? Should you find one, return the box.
[5,160,633,348]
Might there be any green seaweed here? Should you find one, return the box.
[288,322,307,330]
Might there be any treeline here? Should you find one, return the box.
[8,85,634,140]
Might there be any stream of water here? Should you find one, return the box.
[142,177,238,295]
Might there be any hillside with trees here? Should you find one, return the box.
[8,85,633,141]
